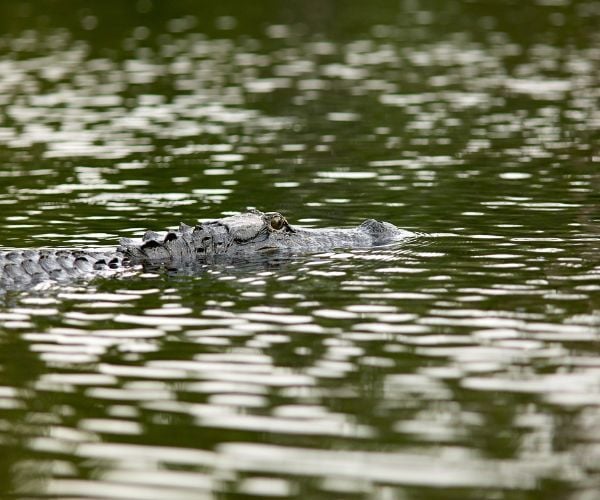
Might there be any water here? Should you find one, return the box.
[0,1,599,498]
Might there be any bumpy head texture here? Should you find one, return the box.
[118,210,295,263]
[118,209,411,264]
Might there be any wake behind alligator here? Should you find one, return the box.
[0,209,415,289]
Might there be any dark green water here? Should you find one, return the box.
[0,1,598,498]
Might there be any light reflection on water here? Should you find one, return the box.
[0,0,599,498]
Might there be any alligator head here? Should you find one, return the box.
[119,209,413,264]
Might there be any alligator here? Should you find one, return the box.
[0,209,414,288]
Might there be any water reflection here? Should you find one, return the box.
[0,0,599,498]
[2,232,597,497]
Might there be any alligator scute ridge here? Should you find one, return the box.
[0,209,415,288]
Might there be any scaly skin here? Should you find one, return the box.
[0,248,127,289]
[0,209,414,288]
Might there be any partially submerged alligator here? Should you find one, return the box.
[0,209,414,288]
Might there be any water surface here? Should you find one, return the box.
[0,1,599,498]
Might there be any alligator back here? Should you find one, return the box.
[118,222,202,264]
[0,249,128,288]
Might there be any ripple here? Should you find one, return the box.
[79,418,142,435]
[0,5,598,498]
[201,413,373,438]
[218,443,566,489]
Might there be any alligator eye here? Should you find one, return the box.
[270,215,285,230]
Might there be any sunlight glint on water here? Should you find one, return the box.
[0,1,598,499]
